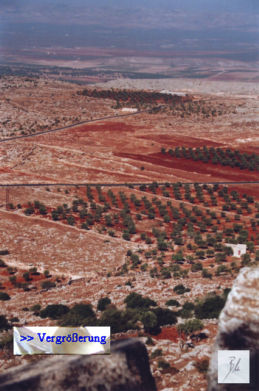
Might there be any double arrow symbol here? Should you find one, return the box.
[20,335,34,342]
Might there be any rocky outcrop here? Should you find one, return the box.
[0,338,157,391]
[208,266,259,391]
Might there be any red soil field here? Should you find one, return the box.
[138,135,223,148]
[116,152,258,182]
[153,326,179,342]
[74,122,138,134]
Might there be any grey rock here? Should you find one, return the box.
[0,339,157,391]
[208,266,259,391]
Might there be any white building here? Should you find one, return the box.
[225,243,247,258]
[121,108,138,113]
[160,90,187,96]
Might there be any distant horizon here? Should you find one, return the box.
[0,0,258,78]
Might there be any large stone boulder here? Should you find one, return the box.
[0,338,157,391]
[208,266,259,391]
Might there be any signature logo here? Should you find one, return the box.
[223,356,241,382]
[218,350,250,384]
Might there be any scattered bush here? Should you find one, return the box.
[0,333,13,350]
[165,299,180,307]
[23,272,30,281]
[0,250,9,256]
[150,348,163,359]
[99,307,136,333]
[44,270,50,278]
[177,318,204,335]
[195,294,225,319]
[41,280,56,290]
[202,268,212,279]
[0,259,7,267]
[0,315,10,330]
[173,284,190,295]
[194,358,209,374]
[152,307,177,326]
[158,359,171,370]
[0,292,10,301]
[141,311,158,333]
[191,262,203,272]
[124,292,156,309]
[30,304,41,313]
[60,303,97,327]
[40,304,69,319]
[97,297,111,311]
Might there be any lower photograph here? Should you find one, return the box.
[0,181,258,390]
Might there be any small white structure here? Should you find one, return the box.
[160,90,187,96]
[121,108,138,113]
[225,243,247,258]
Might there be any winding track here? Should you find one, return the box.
[0,107,156,143]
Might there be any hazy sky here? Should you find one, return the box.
[1,0,258,26]
[0,0,258,61]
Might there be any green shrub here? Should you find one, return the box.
[141,311,158,333]
[177,318,204,335]
[130,253,141,268]
[24,207,34,215]
[160,268,171,279]
[165,299,180,307]
[0,315,10,330]
[60,303,97,327]
[182,302,195,311]
[202,268,212,279]
[179,308,193,319]
[122,231,131,241]
[44,270,50,278]
[0,292,10,301]
[152,307,177,326]
[99,307,132,333]
[29,267,38,275]
[150,348,163,359]
[23,272,30,281]
[158,359,170,370]
[194,358,209,374]
[30,304,41,312]
[191,262,203,272]
[124,292,156,309]
[0,250,9,256]
[195,294,225,319]
[140,263,148,272]
[40,304,69,319]
[0,333,13,349]
[0,259,7,267]
[7,266,16,275]
[215,265,228,275]
[10,317,19,323]
[41,280,56,290]
[145,336,155,346]
[173,284,190,295]
[97,297,111,311]
[241,253,251,267]
[67,215,75,226]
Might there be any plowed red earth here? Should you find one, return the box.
[73,121,138,134]
[116,152,258,182]
[138,134,222,148]
[153,326,179,342]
